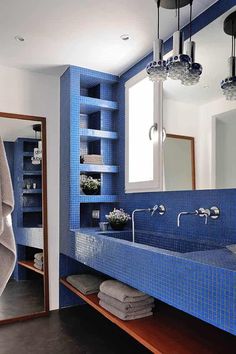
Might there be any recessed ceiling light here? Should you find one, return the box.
[15,35,25,42]
[120,34,130,41]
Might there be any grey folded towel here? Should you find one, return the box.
[99,300,153,321]
[34,259,43,268]
[34,252,43,261]
[98,291,154,313]
[34,262,43,271]
[100,280,151,303]
[66,274,104,295]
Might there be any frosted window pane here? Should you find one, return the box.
[128,77,154,183]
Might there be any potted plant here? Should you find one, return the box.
[106,208,131,231]
[80,175,101,195]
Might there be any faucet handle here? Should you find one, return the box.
[151,204,166,216]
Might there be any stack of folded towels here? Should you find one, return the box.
[98,280,155,321]
[81,154,103,165]
[34,252,43,271]
[66,274,104,295]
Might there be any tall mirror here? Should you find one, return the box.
[0,113,48,323]
[163,8,236,191]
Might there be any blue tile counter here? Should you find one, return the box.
[68,228,236,335]
[15,228,43,249]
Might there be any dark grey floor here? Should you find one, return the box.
[0,279,44,320]
[0,306,150,354]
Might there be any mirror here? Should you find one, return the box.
[163,8,236,191]
[0,113,48,323]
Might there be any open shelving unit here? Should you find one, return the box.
[60,66,119,230]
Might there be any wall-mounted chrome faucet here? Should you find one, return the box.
[132,204,165,242]
[177,206,220,227]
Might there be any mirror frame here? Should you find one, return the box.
[0,112,49,324]
[166,134,196,190]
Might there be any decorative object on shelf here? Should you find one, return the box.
[32,183,37,189]
[146,0,167,81]
[81,154,103,165]
[221,11,236,100]
[31,125,42,165]
[99,222,109,231]
[26,183,31,189]
[147,0,202,85]
[106,208,131,231]
[80,175,101,195]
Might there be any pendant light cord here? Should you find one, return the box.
[157,0,160,38]
[189,0,193,41]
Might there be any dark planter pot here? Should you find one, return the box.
[109,222,127,231]
[82,187,99,195]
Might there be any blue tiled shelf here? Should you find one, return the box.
[79,195,118,203]
[22,189,42,194]
[23,171,42,176]
[79,96,118,114]
[80,128,118,141]
[80,164,118,173]
[23,207,42,213]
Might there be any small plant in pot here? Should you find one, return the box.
[106,208,131,231]
[80,175,101,195]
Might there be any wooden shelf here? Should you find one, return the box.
[18,260,44,276]
[60,278,235,354]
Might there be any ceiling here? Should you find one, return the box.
[0,0,217,76]
[0,117,38,141]
[163,7,236,104]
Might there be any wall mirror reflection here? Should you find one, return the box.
[164,134,195,191]
[0,113,48,323]
[163,8,236,191]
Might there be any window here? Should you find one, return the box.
[125,70,163,193]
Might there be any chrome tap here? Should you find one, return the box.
[177,206,220,227]
[132,204,165,243]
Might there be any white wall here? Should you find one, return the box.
[0,65,60,310]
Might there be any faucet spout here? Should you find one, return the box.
[177,211,198,227]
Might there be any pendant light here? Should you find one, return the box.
[166,0,191,80]
[181,0,202,85]
[221,11,236,100]
[146,0,167,81]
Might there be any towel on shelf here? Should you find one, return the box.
[0,137,16,296]
[99,280,150,303]
[34,252,43,262]
[34,262,43,271]
[34,259,43,268]
[81,154,103,165]
[99,300,153,321]
[98,291,154,313]
[66,274,105,295]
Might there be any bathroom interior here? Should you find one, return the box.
[0,0,236,353]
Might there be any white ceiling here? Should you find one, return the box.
[0,117,38,141]
[163,7,236,104]
[0,0,217,76]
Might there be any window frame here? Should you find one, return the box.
[125,69,163,193]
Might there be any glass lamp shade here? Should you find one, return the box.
[221,76,236,100]
[146,60,167,81]
[181,62,203,86]
[166,54,191,80]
